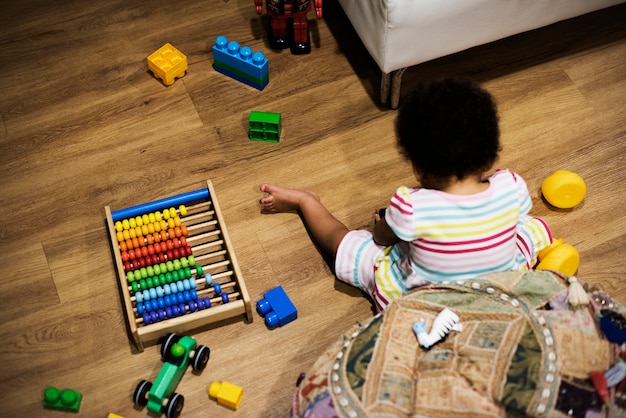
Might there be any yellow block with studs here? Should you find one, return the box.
[147,43,188,85]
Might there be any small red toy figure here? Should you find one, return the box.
[254,0,323,55]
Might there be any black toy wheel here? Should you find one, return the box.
[165,392,184,418]
[160,333,180,359]
[191,345,210,371]
[133,379,152,406]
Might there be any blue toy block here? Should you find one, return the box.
[213,36,269,90]
[256,286,297,328]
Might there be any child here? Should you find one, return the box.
[259,78,552,312]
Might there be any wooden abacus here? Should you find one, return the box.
[105,180,252,351]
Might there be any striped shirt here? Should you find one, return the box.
[385,169,535,285]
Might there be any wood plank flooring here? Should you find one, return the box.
[0,1,624,416]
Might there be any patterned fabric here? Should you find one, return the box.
[292,271,624,418]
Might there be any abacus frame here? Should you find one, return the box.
[105,180,253,352]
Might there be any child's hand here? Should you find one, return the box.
[375,208,386,224]
[373,209,400,246]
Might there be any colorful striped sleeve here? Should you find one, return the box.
[386,186,420,242]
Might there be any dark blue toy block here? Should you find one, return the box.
[213,36,269,90]
[256,286,297,328]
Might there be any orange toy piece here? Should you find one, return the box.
[541,170,586,209]
[147,43,188,86]
[535,238,580,276]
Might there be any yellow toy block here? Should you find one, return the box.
[147,43,188,86]
[208,381,243,410]
[107,414,124,418]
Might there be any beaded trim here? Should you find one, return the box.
[451,280,559,416]
[328,279,560,417]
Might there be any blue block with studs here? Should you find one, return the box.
[256,286,297,328]
[213,36,269,90]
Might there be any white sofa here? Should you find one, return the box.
[337,0,625,108]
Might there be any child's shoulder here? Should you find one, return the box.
[492,168,512,176]
[490,169,530,194]
[491,168,523,182]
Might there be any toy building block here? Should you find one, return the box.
[249,111,281,142]
[147,43,188,86]
[208,381,244,410]
[256,285,297,328]
[107,414,125,418]
[43,386,82,412]
[213,36,268,90]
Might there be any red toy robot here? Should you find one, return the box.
[254,0,323,55]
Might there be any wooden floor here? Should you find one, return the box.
[1,1,624,416]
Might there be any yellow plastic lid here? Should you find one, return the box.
[541,170,586,209]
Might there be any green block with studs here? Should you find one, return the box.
[43,387,82,412]
[249,111,281,143]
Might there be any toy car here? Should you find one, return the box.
[133,333,210,418]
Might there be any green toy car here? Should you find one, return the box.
[133,333,210,418]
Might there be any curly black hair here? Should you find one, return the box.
[395,78,501,186]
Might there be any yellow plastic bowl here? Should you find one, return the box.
[537,238,564,261]
[541,170,586,209]
[536,243,580,276]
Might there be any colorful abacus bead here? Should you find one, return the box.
[137,289,198,314]
[122,247,193,272]
[196,297,211,309]
[115,207,187,232]
[141,297,212,325]
[127,260,199,285]
[130,268,193,292]
[116,221,188,246]
[134,278,197,304]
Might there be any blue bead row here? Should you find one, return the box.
[135,278,197,303]
[142,297,211,325]
[141,293,230,325]
[137,289,199,314]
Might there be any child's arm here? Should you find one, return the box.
[373,211,400,246]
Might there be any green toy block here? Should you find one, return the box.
[249,111,281,143]
[43,386,82,412]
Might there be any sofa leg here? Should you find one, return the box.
[390,68,406,110]
[381,72,391,107]
[380,68,407,109]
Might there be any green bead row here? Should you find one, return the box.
[126,256,196,283]
[129,264,204,293]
